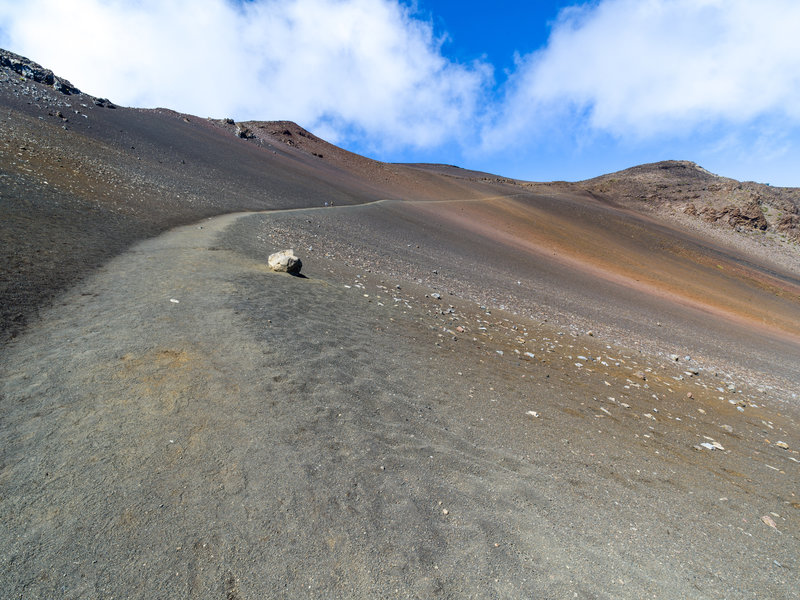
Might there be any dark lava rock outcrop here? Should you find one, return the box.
[0,48,81,95]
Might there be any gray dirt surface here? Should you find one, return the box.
[2,208,798,599]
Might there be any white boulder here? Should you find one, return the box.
[268,249,302,274]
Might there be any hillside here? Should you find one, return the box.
[1,49,799,599]
[581,159,800,240]
[0,49,502,341]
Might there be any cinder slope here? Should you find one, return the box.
[2,207,798,600]
[2,49,800,600]
[0,50,499,340]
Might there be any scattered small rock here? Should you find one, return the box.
[700,441,724,451]
[761,515,779,530]
[775,441,789,450]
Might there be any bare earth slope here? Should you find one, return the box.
[0,49,500,341]
[1,50,799,598]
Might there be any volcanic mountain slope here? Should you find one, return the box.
[0,49,503,341]
[2,47,798,352]
[2,49,800,599]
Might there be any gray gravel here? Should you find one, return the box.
[2,209,798,599]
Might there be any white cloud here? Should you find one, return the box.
[484,0,800,149]
[0,0,491,150]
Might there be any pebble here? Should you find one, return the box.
[775,441,789,450]
[699,442,723,451]
[761,515,778,530]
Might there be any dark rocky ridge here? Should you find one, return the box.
[579,160,800,240]
[0,48,82,96]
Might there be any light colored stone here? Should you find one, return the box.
[268,249,302,274]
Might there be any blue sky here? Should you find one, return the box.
[413,1,576,83]
[1,0,799,186]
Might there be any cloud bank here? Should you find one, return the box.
[487,0,800,148]
[1,0,799,178]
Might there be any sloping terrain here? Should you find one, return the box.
[1,50,799,598]
[580,159,800,242]
[0,49,501,341]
